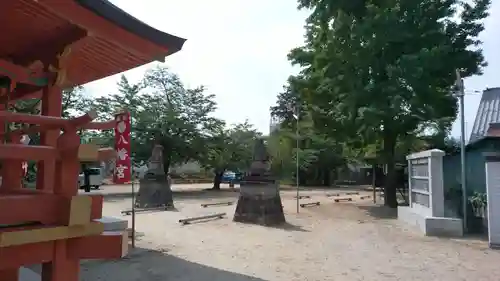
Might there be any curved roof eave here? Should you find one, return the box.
[75,0,186,56]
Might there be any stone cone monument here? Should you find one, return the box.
[135,144,174,209]
[233,139,285,225]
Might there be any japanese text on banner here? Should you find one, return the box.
[113,112,131,184]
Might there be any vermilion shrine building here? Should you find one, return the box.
[0,1,185,281]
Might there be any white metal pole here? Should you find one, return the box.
[131,171,136,248]
[129,113,136,248]
[296,116,299,214]
[456,69,467,232]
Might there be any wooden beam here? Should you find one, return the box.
[0,222,104,247]
[0,241,54,270]
[66,231,128,259]
[0,145,57,161]
[0,110,96,128]
[0,268,18,281]
[0,88,41,104]
[78,144,99,162]
[42,240,80,281]
[0,193,103,225]
[36,0,166,56]
[82,120,115,130]
[1,119,115,139]
[98,147,116,162]
[89,194,104,219]
[67,196,92,226]
[0,59,49,86]
[37,84,63,192]
[9,27,87,67]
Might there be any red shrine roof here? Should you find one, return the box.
[0,0,186,91]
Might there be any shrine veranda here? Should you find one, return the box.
[0,0,185,280]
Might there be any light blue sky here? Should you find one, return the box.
[85,0,499,139]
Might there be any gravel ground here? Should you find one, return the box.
[80,184,500,281]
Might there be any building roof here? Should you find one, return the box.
[469,87,500,144]
[1,0,186,91]
[486,122,500,137]
[75,0,185,54]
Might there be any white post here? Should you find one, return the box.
[407,160,413,207]
[456,69,468,231]
[428,151,445,217]
[296,121,299,214]
[484,153,500,249]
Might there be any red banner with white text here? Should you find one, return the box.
[113,112,131,184]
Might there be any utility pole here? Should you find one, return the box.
[294,107,300,214]
[455,69,467,232]
[288,102,300,213]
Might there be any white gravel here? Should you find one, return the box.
[80,185,500,281]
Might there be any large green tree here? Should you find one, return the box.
[288,0,490,206]
[139,66,224,173]
[93,66,224,174]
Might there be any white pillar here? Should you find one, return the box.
[428,150,445,217]
[484,152,500,248]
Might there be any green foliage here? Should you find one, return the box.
[469,191,487,210]
[85,66,260,180]
[202,121,261,173]
[267,111,347,185]
[91,67,225,173]
[282,0,491,206]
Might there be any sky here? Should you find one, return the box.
[85,0,499,139]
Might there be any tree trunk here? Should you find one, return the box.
[298,170,307,185]
[383,131,398,208]
[162,154,171,175]
[212,170,224,190]
[322,168,330,186]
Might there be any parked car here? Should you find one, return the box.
[221,171,235,183]
[221,171,242,183]
[79,167,104,190]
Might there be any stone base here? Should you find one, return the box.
[233,194,285,226]
[490,243,500,250]
[398,206,463,237]
[95,216,128,231]
[135,174,173,208]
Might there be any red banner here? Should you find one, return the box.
[113,112,131,184]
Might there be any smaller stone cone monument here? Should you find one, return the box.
[233,138,285,225]
[135,144,174,208]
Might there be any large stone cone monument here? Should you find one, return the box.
[233,139,286,225]
[135,144,174,208]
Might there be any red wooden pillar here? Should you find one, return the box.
[36,84,62,191]
[0,96,4,144]
[0,87,18,281]
[2,134,23,191]
[42,129,81,281]
[0,269,18,281]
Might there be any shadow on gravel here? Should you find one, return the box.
[357,205,397,220]
[272,222,310,232]
[232,220,309,232]
[279,184,372,191]
[79,247,270,281]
